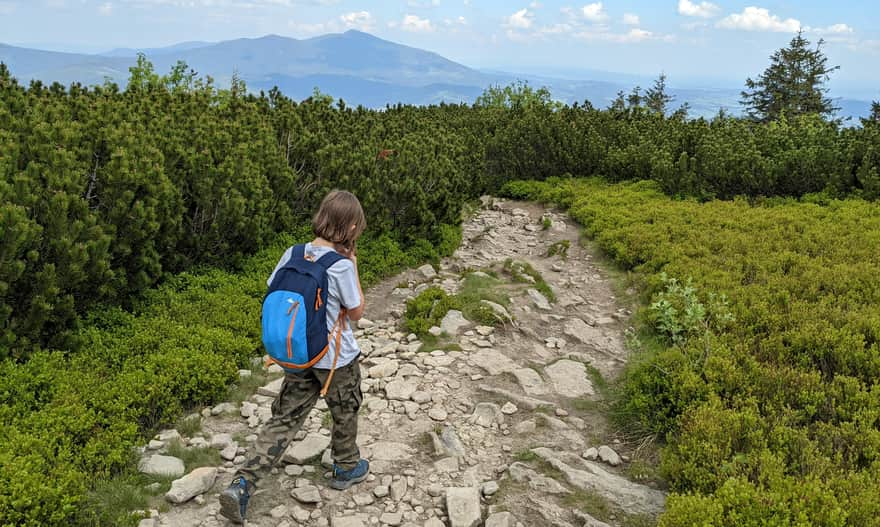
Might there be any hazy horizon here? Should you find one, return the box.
[1,1,878,100]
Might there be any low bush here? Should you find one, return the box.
[0,225,460,525]
[502,177,880,526]
[404,287,461,336]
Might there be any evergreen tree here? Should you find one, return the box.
[671,101,691,121]
[609,90,626,112]
[866,101,880,124]
[626,86,643,109]
[645,73,674,115]
[741,30,839,122]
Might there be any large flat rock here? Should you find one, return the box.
[385,379,418,401]
[331,514,369,527]
[470,349,518,376]
[508,462,568,494]
[512,368,549,396]
[563,318,621,357]
[257,377,284,397]
[527,288,552,310]
[446,487,481,527]
[441,309,470,335]
[544,359,594,397]
[283,432,331,463]
[138,455,185,477]
[532,448,665,516]
[165,467,217,504]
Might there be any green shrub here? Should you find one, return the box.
[509,177,880,526]
[404,287,461,336]
[0,221,455,525]
[648,273,734,346]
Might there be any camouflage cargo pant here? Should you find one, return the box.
[235,360,362,487]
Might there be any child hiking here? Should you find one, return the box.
[219,190,369,523]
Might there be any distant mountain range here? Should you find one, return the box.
[0,30,873,120]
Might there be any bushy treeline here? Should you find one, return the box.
[0,60,485,357]
[503,178,880,526]
[4,58,880,358]
[3,60,880,357]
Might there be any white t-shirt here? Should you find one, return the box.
[266,243,362,369]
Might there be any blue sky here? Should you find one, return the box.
[1,1,878,97]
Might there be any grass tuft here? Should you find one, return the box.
[176,413,202,437]
[546,240,571,258]
[165,440,222,471]
[503,259,556,302]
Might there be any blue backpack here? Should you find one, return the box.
[261,244,347,396]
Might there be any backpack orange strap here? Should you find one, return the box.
[319,308,347,397]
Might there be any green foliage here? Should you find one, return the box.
[175,414,202,437]
[508,177,880,526]
[475,80,561,111]
[741,31,840,123]
[165,440,222,471]
[76,473,154,527]
[0,59,475,355]
[645,73,674,116]
[404,270,513,336]
[456,272,509,326]
[503,259,555,302]
[0,224,449,525]
[404,287,461,336]
[2,63,878,355]
[648,273,733,346]
[546,239,570,258]
[3,57,880,525]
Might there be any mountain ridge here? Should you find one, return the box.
[0,31,873,120]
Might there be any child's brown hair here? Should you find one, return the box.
[312,190,366,250]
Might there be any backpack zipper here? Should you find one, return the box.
[315,288,323,310]
[286,300,300,360]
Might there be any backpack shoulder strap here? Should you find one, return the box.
[276,244,306,274]
[291,244,306,261]
[315,250,346,270]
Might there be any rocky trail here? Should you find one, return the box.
[135,198,666,527]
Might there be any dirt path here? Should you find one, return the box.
[139,198,665,527]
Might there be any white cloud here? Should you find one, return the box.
[576,27,671,44]
[678,0,720,19]
[581,2,608,23]
[506,8,534,29]
[98,2,113,15]
[717,7,800,33]
[536,23,574,36]
[809,23,854,35]
[339,10,374,31]
[401,14,434,32]
[442,15,466,26]
[622,13,640,26]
